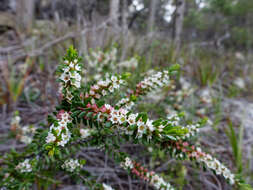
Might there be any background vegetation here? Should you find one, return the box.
[0,0,253,189]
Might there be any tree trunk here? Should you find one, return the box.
[174,0,185,53]
[16,0,34,34]
[121,0,129,61]
[147,0,158,37]
[109,0,120,29]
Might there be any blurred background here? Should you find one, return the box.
[0,0,253,189]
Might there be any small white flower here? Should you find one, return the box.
[46,132,56,143]
[117,115,126,124]
[146,119,154,132]
[73,80,81,88]
[62,159,81,172]
[69,62,74,68]
[109,85,114,93]
[234,77,245,89]
[112,82,120,89]
[16,159,32,173]
[111,76,117,82]
[103,183,114,190]
[75,64,81,71]
[80,129,92,139]
[20,135,32,144]
[60,73,70,83]
[127,114,137,125]
[102,90,107,96]
[110,114,119,124]
[137,121,146,138]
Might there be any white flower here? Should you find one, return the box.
[137,121,146,138]
[112,82,120,89]
[127,114,137,125]
[16,159,32,173]
[110,114,119,124]
[60,73,70,83]
[80,129,92,139]
[46,111,71,147]
[11,115,21,126]
[234,77,245,89]
[117,115,126,124]
[62,159,81,172]
[102,90,107,96]
[104,104,112,110]
[46,131,56,143]
[75,64,81,71]
[73,80,81,88]
[20,135,32,144]
[146,119,154,132]
[69,62,74,68]
[120,157,134,170]
[103,183,114,190]
[111,76,117,82]
[158,125,165,132]
[109,85,114,93]
[74,73,81,82]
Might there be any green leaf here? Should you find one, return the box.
[97,100,105,107]
[169,64,180,73]
[121,72,131,79]
[48,149,54,157]
[238,183,253,190]
[80,159,86,165]
[86,112,93,118]
[105,121,112,128]
[72,110,82,117]
[165,135,177,141]
[78,111,86,119]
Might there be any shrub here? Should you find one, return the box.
[0,46,251,190]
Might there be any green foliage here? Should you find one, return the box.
[225,121,243,174]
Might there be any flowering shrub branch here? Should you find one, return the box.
[120,156,175,190]
[115,68,177,110]
[0,46,252,190]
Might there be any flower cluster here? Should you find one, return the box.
[120,157,175,190]
[86,47,117,70]
[58,50,82,102]
[108,107,189,140]
[195,148,235,185]
[10,114,37,144]
[168,141,235,185]
[62,159,81,172]
[116,70,171,109]
[118,57,138,69]
[10,115,21,130]
[46,111,71,147]
[116,97,135,110]
[109,108,156,139]
[16,159,32,173]
[80,128,93,139]
[137,70,170,93]
[86,75,125,104]
[120,157,134,169]
[181,123,200,139]
[85,48,117,82]
[18,125,37,144]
